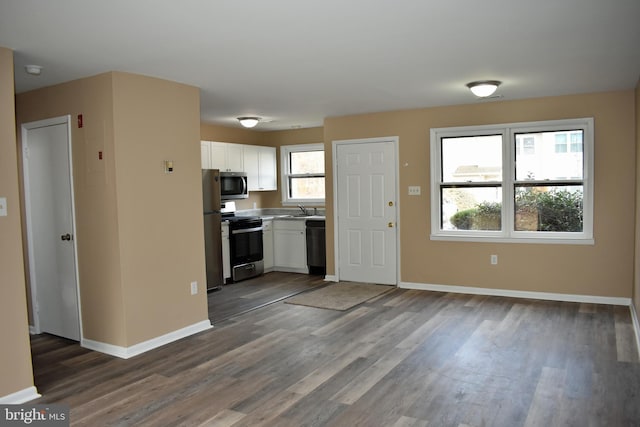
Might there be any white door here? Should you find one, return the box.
[23,116,80,341]
[335,139,397,285]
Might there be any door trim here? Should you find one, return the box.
[332,136,400,285]
[21,115,83,339]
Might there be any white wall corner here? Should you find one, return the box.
[82,319,212,359]
[631,303,640,360]
[0,386,41,404]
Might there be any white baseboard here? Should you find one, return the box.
[81,320,212,359]
[0,386,41,404]
[399,281,632,306]
[631,303,640,359]
[29,325,38,335]
[324,275,338,282]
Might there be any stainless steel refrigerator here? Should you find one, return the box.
[202,169,223,291]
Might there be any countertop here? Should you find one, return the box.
[235,208,326,222]
[263,214,326,221]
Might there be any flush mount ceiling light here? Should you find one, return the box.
[466,80,501,97]
[24,64,43,76]
[237,117,261,128]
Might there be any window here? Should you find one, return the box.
[430,118,593,244]
[281,143,325,205]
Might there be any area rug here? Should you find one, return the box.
[285,282,394,311]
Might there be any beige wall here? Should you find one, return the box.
[112,72,207,345]
[16,72,126,345]
[0,47,35,398]
[15,72,207,348]
[201,122,263,146]
[325,91,636,298]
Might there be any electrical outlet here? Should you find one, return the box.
[491,255,498,265]
[190,281,198,295]
[408,186,421,196]
[0,197,6,217]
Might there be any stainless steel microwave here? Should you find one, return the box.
[220,171,248,200]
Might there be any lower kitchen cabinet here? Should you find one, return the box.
[273,220,308,273]
[263,220,274,272]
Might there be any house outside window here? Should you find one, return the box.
[281,143,325,205]
[430,118,594,244]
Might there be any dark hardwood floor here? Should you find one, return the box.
[208,272,328,323]
[30,277,640,426]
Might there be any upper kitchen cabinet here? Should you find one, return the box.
[244,145,277,191]
[201,141,212,169]
[201,141,243,172]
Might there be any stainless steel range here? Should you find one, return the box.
[227,216,264,282]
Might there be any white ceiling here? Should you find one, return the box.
[1,0,639,131]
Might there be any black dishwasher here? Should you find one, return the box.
[306,219,326,275]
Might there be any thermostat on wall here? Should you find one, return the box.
[164,160,174,174]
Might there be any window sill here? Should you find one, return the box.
[430,234,594,245]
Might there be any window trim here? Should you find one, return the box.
[280,143,325,206]
[429,118,594,244]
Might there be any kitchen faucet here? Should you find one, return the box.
[297,204,308,215]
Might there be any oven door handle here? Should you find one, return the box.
[231,226,263,234]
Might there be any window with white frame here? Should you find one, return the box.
[281,143,325,205]
[430,118,593,244]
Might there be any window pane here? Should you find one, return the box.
[514,186,583,232]
[442,187,502,230]
[516,131,583,180]
[570,132,582,153]
[441,135,502,182]
[290,177,325,199]
[290,151,324,174]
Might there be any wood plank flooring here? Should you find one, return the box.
[31,277,640,426]
[208,272,327,323]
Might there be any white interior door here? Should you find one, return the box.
[23,116,80,341]
[335,139,397,285]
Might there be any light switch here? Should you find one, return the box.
[0,197,6,216]
[408,186,421,196]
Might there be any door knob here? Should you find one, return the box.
[61,233,72,241]
[388,222,394,228]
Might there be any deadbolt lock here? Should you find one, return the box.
[388,201,394,206]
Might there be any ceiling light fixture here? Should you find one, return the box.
[466,80,501,97]
[24,65,43,76]
[237,117,261,128]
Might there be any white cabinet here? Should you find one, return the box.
[244,146,277,191]
[273,220,308,273]
[201,141,212,169]
[262,220,274,272]
[202,141,244,172]
[202,141,277,192]
[221,222,231,283]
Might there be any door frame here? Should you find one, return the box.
[21,115,82,338]
[332,136,400,284]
